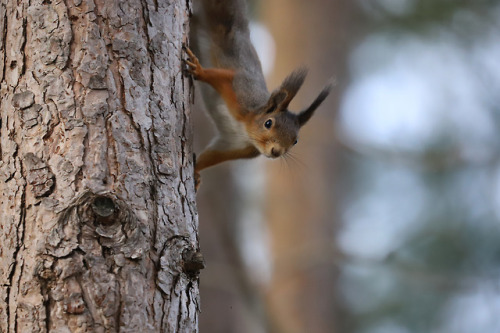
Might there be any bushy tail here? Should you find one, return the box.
[193,0,261,72]
[202,0,250,39]
[190,0,268,111]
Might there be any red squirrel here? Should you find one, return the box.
[186,0,332,189]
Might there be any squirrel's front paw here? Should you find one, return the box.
[184,47,203,80]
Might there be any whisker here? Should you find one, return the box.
[279,156,287,173]
[281,153,292,173]
[283,150,307,172]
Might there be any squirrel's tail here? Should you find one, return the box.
[191,0,268,111]
[201,0,250,41]
[194,0,261,72]
[190,0,255,121]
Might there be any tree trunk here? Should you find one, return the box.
[262,0,362,332]
[0,0,200,332]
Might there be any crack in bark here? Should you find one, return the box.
[19,17,27,78]
[1,1,7,83]
[176,287,183,333]
[101,28,123,181]
[115,275,123,331]
[87,0,118,187]
[6,160,27,333]
[5,262,15,333]
[139,0,164,256]
[178,66,198,230]
[159,296,166,333]
[104,113,118,184]
[76,273,96,329]
[61,0,77,107]
[140,0,155,98]
[38,267,53,333]
[44,294,50,333]
[60,1,73,71]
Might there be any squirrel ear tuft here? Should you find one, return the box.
[297,80,334,126]
[266,67,308,112]
[266,90,288,113]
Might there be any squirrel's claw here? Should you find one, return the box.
[193,152,201,192]
[184,46,196,59]
[194,170,201,192]
[184,47,203,79]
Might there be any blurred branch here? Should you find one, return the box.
[210,182,286,333]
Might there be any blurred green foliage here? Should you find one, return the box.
[338,1,500,332]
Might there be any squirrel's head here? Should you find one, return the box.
[247,68,333,159]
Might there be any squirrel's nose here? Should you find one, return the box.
[271,148,281,158]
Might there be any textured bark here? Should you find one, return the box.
[0,0,200,332]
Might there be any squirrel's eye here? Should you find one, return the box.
[293,139,298,145]
[264,119,273,129]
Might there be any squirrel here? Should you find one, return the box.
[186,0,332,189]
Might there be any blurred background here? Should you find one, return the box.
[192,0,500,332]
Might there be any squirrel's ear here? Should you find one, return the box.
[266,67,308,112]
[297,80,334,126]
[266,90,288,113]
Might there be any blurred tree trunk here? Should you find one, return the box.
[262,0,362,332]
[0,0,201,332]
